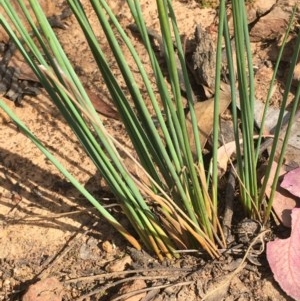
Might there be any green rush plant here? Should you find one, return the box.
[227,4,300,223]
[0,0,299,259]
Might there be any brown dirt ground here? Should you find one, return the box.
[0,0,298,300]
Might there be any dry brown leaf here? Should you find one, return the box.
[217,140,237,178]
[263,162,300,227]
[186,85,231,154]
[8,57,39,82]
[276,113,300,169]
[87,90,120,120]
[123,156,151,186]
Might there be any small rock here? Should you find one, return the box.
[22,277,64,301]
[247,0,277,24]
[293,62,300,82]
[250,6,291,42]
[79,243,92,260]
[102,240,114,253]
[105,255,132,272]
[79,237,101,260]
[251,0,277,20]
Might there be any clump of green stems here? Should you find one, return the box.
[0,0,299,259]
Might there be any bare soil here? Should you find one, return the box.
[0,0,298,300]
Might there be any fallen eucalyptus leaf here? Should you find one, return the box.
[267,208,300,301]
[281,167,300,198]
[186,85,231,154]
[217,140,236,178]
[263,162,299,227]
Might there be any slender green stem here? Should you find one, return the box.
[212,0,226,223]
[260,30,300,222]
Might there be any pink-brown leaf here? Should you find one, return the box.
[281,167,300,198]
[266,208,300,300]
[263,162,299,227]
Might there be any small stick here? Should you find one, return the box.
[65,266,193,283]
[222,166,236,243]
